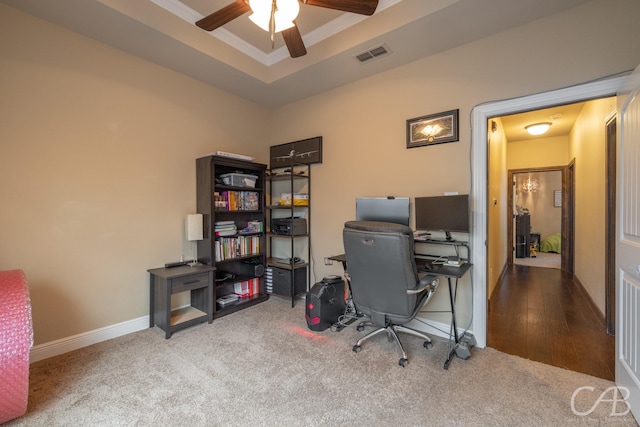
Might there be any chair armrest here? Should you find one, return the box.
[407,275,439,295]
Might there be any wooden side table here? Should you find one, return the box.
[148,265,215,338]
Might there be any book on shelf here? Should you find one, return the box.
[214,192,228,210]
[238,220,263,234]
[233,277,260,298]
[215,229,237,237]
[214,221,237,237]
[215,191,260,211]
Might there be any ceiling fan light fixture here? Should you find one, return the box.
[525,122,552,136]
[249,0,299,33]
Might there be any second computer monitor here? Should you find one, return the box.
[414,194,469,234]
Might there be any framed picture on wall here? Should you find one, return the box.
[554,190,562,207]
[270,136,323,167]
[406,109,459,148]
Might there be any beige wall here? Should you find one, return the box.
[507,136,569,169]
[487,119,508,298]
[569,97,617,314]
[0,5,271,345]
[1,0,639,346]
[269,0,640,325]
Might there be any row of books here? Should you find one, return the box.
[214,191,259,211]
[214,236,261,261]
[214,221,237,237]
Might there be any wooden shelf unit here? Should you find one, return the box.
[265,163,311,307]
[196,155,269,318]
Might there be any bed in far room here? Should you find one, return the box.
[540,232,561,254]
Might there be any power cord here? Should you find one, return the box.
[331,297,363,331]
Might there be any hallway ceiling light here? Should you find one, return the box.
[525,122,552,136]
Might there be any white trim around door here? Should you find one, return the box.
[470,76,627,348]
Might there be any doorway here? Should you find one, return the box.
[509,168,566,271]
[485,97,616,378]
[469,75,626,350]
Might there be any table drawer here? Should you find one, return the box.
[172,273,210,293]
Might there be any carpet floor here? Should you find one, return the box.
[6,298,637,426]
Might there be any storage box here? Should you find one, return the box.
[270,266,307,297]
[279,193,309,206]
[220,173,258,188]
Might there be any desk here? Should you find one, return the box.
[329,253,473,369]
[414,259,473,369]
[328,254,347,269]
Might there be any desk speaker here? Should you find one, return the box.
[305,276,345,331]
[235,260,264,277]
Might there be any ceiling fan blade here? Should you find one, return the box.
[282,24,307,58]
[304,0,379,16]
[195,0,251,31]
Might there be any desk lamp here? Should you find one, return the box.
[186,214,203,267]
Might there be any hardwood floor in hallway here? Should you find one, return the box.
[488,265,615,380]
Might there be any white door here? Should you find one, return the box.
[617,64,640,422]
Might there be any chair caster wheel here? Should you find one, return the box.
[399,358,408,367]
[353,345,361,353]
[357,323,365,332]
[423,341,432,349]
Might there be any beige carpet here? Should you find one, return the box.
[7,298,637,426]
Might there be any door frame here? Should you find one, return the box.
[470,76,626,348]
[507,166,571,272]
[565,159,576,275]
[605,113,617,335]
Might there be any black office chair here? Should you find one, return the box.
[343,221,439,367]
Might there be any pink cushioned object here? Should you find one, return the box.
[0,269,33,424]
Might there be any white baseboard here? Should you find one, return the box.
[30,315,150,363]
[28,313,477,363]
[405,317,476,346]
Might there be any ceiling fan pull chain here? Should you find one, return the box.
[270,0,276,49]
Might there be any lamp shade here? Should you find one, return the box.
[186,214,203,241]
[249,0,299,33]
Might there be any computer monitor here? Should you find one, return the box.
[355,197,410,226]
[415,194,469,239]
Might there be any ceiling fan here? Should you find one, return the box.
[196,0,379,58]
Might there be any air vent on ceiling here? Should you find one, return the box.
[355,45,391,63]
